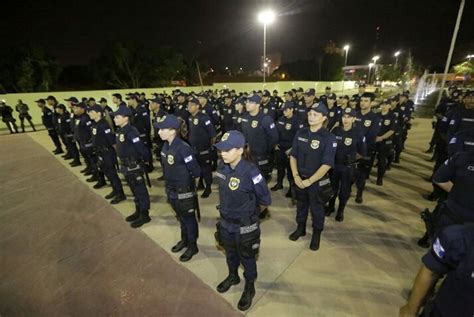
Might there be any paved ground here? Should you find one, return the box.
[1,116,437,316]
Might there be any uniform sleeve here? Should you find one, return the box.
[128,129,147,160]
[433,154,457,184]
[447,111,460,139]
[104,125,116,146]
[203,116,217,138]
[180,145,201,178]
[249,166,272,206]
[366,116,381,146]
[262,116,279,148]
[321,133,337,167]
[421,225,467,275]
[388,114,397,132]
[439,110,454,135]
[290,131,300,158]
[357,135,367,157]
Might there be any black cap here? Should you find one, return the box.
[99,97,107,103]
[45,95,56,101]
[262,90,271,97]
[88,97,96,102]
[126,94,139,100]
[73,102,87,109]
[325,86,331,90]
[111,105,133,117]
[112,93,122,100]
[88,104,103,112]
[309,103,328,116]
[64,97,79,104]
[281,101,294,111]
[35,98,46,103]
[148,96,163,104]
[327,93,337,100]
[305,88,316,96]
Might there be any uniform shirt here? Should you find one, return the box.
[290,127,337,178]
[131,104,151,137]
[0,105,15,121]
[354,110,381,150]
[391,105,406,132]
[421,224,474,317]
[261,99,277,120]
[73,113,93,143]
[91,119,115,150]
[448,128,474,156]
[231,111,245,132]
[276,115,301,149]
[15,103,29,115]
[57,112,73,135]
[439,103,462,137]
[399,99,414,121]
[174,102,189,123]
[115,123,147,161]
[332,126,366,165]
[161,137,201,190]
[241,111,279,157]
[433,151,474,222]
[201,102,221,128]
[220,103,235,133]
[326,105,342,131]
[377,111,397,139]
[152,108,167,141]
[188,113,217,152]
[448,106,474,139]
[216,159,271,233]
[295,102,310,127]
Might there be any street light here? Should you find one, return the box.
[467,54,474,61]
[258,9,276,85]
[394,50,401,67]
[368,63,374,84]
[342,44,350,92]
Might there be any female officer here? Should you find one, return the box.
[289,103,337,251]
[327,108,366,221]
[156,114,202,262]
[213,130,271,311]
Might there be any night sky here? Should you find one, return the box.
[2,0,473,71]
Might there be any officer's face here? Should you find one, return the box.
[341,98,348,106]
[464,95,474,109]
[150,102,159,112]
[342,114,354,127]
[304,95,314,104]
[177,96,185,103]
[262,96,269,103]
[187,102,199,114]
[235,103,243,112]
[360,97,371,110]
[88,110,99,121]
[307,110,325,126]
[73,106,84,116]
[114,115,127,127]
[220,148,243,165]
[158,128,175,142]
[36,103,45,109]
[224,97,232,105]
[55,107,63,115]
[327,99,336,106]
[284,94,292,101]
[245,102,258,113]
[112,96,120,104]
[283,108,293,118]
[46,99,54,106]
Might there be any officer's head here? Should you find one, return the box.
[284,91,293,102]
[73,102,87,116]
[464,90,474,109]
[187,96,200,115]
[45,96,56,106]
[273,90,278,97]
[155,115,180,141]
[342,108,356,127]
[214,130,245,165]
[126,94,139,107]
[296,87,304,98]
[88,98,96,107]
[262,90,271,103]
[17,99,22,104]
[282,101,294,118]
[245,95,261,114]
[177,92,186,103]
[35,99,46,108]
[340,95,349,106]
[390,96,399,108]
[197,93,208,106]
[224,94,233,105]
[360,92,374,110]
[148,97,163,112]
[304,89,316,105]
[234,97,246,112]
[64,97,79,109]
[325,86,331,93]
[99,98,107,106]
[358,83,367,94]
[112,93,122,105]
[112,105,132,127]
[380,100,391,113]
[307,104,328,127]
[55,104,66,115]
[88,105,103,122]
[327,93,337,107]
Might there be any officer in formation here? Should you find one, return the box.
[15,99,36,132]
[214,130,271,311]
[289,104,337,250]
[35,98,63,153]
[113,105,151,228]
[374,100,396,186]
[0,100,19,133]
[156,114,201,262]
[54,103,81,166]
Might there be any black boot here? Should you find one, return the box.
[93,179,107,189]
[271,183,283,191]
[417,232,430,248]
[110,192,126,204]
[197,178,205,190]
[86,174,99,183]
[80,166,89,173]
[201,185,212,198]
[376,177,383,186]
[130,211,151,228]
[325,196,336,216]
[216,270,240,293]
[125,209,140,222]
[62,153,72,159]
[171,240,188,253]
[355,190,363,204]
[105,191,116,199]
[70,160,81,167]
[179,242,199,262]
[259,208,269,219]
[335,203,346,222]
[53,148,64,155]
[237,280,256,311]
[310,230,322,251]
[289,223,306,241]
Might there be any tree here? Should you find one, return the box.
[320,41,344,81]
[453,60,474,76]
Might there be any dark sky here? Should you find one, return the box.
[2,0,473,70]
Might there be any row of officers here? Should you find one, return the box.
[33,87,417,311]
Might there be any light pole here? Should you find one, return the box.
[372,55,380,84]
[258,9,275,86]
[342,44,350,92]
[368,63,374,84]
[394,51,401,68]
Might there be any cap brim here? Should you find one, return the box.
[214,142,234,151]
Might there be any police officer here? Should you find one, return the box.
[273,90,283,107]
[35,98,63,153]
[112,93,126,109]
[156,114,201,262]
[447,90,474,139]
[232,97,246,132]
[399,224,474,317]
[149,96,167,180]
[0,101,19,133]
[289,103,337,250]
[220,94,235,133]
[127,94,154,172]
[272,101,300,198]
[352,83,367,103]
[261,90,277,120]
[113,105,151,228]
[174,91,189,122]
[54,104,81,166]
[88,104,126,203]
[214,130,271,311]
[353,92,381,203]
[64,97,83,167]
[327,108,366,221]
[45,96,66,153]
[388,95,405,165]
[375,100,397,186]
[296,88,317,127]
[187,96,217,198]
[325,93,342,131]
[15,99,36,132]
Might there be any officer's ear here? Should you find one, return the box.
[237,147,244,156]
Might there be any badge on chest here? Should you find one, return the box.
[310,139,320,149]
[92,128,97,135]
[119,134,125,142]
[167,154,175,165]
[75,119,80,125]
[344,138,352,146]
[228,177,240,190]
[384,119,391,126]
[285,123,292,130]
[193,118,199,125]
[364,120,371,127]
[251,120,258,128]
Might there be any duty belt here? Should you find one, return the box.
[177,191,194,199]
[222,214,256,226]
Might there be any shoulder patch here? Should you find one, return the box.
[205,120,211,126]
[184,155,193,163]
[433,238,445,259]
[105,129,111,134]
[269,123,275,129]
[132,137,140,143]
[252,173,263,185]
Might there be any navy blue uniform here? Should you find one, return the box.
[131,104,153,169]
[274,115,301,189]
[221,103,236,133]
[261,99,277,121]
[448,128,474,156]
[353,110,381,200]
[152,108,167,160]
[57,111,80,163]
[290,127,337,231]
[330,126,366,216]
[74,113,95,171]
[188,113,217,190]
[92,119,124,196]
[389,104,406,164]
[161,137,201,245]
[116,123,150,214]
[326,105,342,131]
[433,151,474,230]
[375,111,397,183]
[42,106,62,150]
[448,106,474,139]
[241,111,279,180]
[216,159,271,281]
[421,224,474,317]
